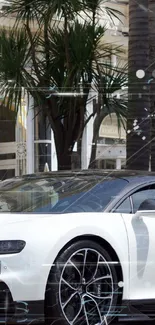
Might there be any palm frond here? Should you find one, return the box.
[94,62,128,130]
[0,28,34,111]
[103,7,124,24]
[5,0,83,25]
[38,21,106,89]
[83,0,124,23]
[5,0,42,24]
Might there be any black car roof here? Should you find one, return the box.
[122,175,155,184]
[21,169,155,182]
[2,169,155,186]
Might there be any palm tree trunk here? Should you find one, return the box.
[57,152,72,170]
[45,108,72,170]
[126,0,150,170]
[149,0,155,171]
[89,111,107,169]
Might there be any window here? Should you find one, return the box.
[34,109,52,172]
[131,185,155,213]
[34,143,51,172]
[0,176,128,213]
[114,197,132,214]
[114,184,155,214]
[34,110,51,141]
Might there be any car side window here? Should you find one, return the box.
[131,185,155,213]
[114,197,132,214]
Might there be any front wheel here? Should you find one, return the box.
[45,240,120,325]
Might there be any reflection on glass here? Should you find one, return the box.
[0,176,128,213]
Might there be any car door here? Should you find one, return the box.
[115,184,155,301]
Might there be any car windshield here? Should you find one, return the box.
[0,176,128,213]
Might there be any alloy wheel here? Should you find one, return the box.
[59,248,114,325]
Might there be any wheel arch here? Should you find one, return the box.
[45,234,124,303]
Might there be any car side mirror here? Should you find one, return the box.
[133,199,155,219]
[138,199,155,211]
[134,210,155,220]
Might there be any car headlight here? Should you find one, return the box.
[0,240,26,254]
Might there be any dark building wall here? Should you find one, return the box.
[0,105,16,142]
[0,105,16,179]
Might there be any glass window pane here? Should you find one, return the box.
[34,143,51,172]
[132,188,155,213]
[34,109,51,141]
[115,197,132,214]
[0,176,128,213]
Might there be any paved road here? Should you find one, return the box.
[42,320,153,324]
[42,320,155,325]
[111,319,155,325]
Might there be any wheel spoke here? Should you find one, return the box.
[87,292,112,300]
[86,252,101,284]
[92,253,100,279]
[72,301,83,324]
[81,249,88,280]
[86,275,112,300]
[83,300,90,325]
[62,291,79,310]
[62,277,77,291]
[69,259,81,278]
[87,275,112,287]
[83,293,103,323]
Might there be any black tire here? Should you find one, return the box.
[45,240,120,325]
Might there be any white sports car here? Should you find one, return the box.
[0,170,155,325]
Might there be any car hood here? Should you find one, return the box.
[0,213,40,225]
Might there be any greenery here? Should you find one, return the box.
[0,0,127,169]
[89,62,128,168]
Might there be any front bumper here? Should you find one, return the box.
[0,282,44,324]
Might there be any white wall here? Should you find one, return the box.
[51,130,58,171]
[82,89,96,169]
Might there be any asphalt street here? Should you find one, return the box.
[39,321,155,325]
[114,322,145,324]
[112,322,152,324]
[36,320,151,325]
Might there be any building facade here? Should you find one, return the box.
[0,0,129,178]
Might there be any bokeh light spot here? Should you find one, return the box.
[152,70,155,78]
[136,70,145,79]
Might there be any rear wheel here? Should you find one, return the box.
[45,240,120,325]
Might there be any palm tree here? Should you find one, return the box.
[126,0,150,170]
[0,0,123,170]
[148,0,155,171]
[89,63,128,168]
